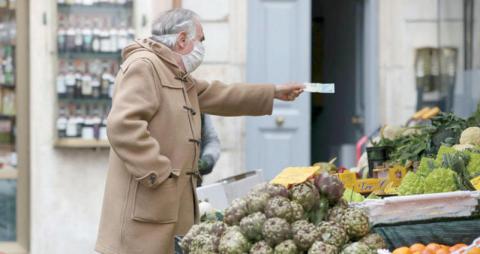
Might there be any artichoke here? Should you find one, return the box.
[340,242,376,254]
[326,200,348,222]
[359,233,387,250]
[314,173,345,204]
[424,168,459,193]
[262,217,291,247]
[291,220,310,235]
[246,192,271,214]
[240,212,267,241]
[224,198,249,226]
[308,241,339,254]
[397,172,425,195]
[291,220,319,251]
[290,201,305,221]
[187,234,217,254]
[266,184,289,198]
[274,240,299,254]
[218,226,251,254]
[340,208,370,240]
[317,221,349,248]
[265,196,294,221]
[181,222,227,253]
[250,241,274,254]
[289,182,320,212]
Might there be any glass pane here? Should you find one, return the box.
[0,0,17,242]
[0,179,16,241]
[55,0,134,142]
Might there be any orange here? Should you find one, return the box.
[467,247,480,254]
[450,244,468,252]
[427,244,442,252]
[393,247,412,254]
[421,249,435,254]
[411,244,427,252]
[435,249,450,254]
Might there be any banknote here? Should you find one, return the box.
[303,83,335,93]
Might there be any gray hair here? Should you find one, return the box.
[151,8,199,48]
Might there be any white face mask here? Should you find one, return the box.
[181,41,205,73]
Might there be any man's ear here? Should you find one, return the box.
[176,31,188,50]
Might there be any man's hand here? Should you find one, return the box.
[274,83,305,101]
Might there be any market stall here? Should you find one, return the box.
[179,107,480,254]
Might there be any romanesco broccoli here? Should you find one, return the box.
[424,168,459,193]
[397,172,425,195]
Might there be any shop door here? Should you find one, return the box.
[245,0,311,180]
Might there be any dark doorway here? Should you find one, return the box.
[311,0,366,167]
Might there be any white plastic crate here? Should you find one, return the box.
[196,170,265,210]
[353,191,480,225]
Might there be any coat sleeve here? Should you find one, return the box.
[107,59,172,188]
[195,79,275,116]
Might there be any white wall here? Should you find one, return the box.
[378,0,464,125]
[28,1,247,254]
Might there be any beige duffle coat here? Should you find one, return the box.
[95,38,275,254]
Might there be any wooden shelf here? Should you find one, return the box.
[0,164,17,180]
[54,138,110,149]
[58,51,121,60]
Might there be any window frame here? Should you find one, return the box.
[0,0,30,253]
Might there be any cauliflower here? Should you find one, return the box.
[460,127,480,145]
[424,168,459,193]
[381,125,404,140]
[397,172,425,195]
[416,157,437,178]
[453,144,475,151]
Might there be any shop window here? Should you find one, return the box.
[0,0,29,253]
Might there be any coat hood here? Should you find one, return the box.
[121,37,188,79]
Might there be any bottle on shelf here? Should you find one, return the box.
[3,46,14,86]
[91,105,102,139]
[66,105,78,137]
[57,106,68,138]
[74,17,84,53]
[81,106,95,140]
[100,18,111,53]
[75,104,85,137]
[74,62,83,98]
[81,63,93,99]
[65,63,76,99]
[82,0,95,6]
[57,15,67,53]
[117,21,129,52]
[66,16,76,52]
[57,61,67,98]
[82,20,93,52]
[91,74,101,99]
[109,17,119,53]
[92,19,101,53]
[100,65,112,98]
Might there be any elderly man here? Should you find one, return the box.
[95,8,304,254]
